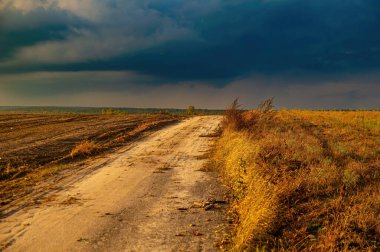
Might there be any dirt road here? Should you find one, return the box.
[0,116,229,251]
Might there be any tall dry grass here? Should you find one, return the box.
[214,100,380,251]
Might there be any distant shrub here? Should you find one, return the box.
[101,108,114,114]
[187,105,195,115]
[155,110,171,115]
[101,108,128,115]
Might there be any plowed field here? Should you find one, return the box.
[0,113,178,206]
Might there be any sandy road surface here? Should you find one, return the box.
[0,116,229,251]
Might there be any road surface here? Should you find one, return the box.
[0,116,229,251]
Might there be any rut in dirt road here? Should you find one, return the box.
[0,116,229,252]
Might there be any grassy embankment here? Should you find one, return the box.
[214,100,380,251]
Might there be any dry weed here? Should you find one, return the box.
[70,140,100,158]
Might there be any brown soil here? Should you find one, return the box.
[0,116,230,251]
[0,113,179,206]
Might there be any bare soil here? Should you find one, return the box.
[0,113,179,206]
[0,116,230,251]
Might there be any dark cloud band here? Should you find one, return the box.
[0,0,379,108]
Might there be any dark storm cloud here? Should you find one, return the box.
[1,0,380,81]
[122,0,380,80]
[0,0,379,109]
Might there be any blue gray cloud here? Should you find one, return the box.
[0,0,379,108]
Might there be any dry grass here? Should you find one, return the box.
[214,101,380,251]
[70,140,100,158]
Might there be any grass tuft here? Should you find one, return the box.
[70,140,100,158]
[221,98,244,131]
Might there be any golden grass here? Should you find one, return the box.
[70,140,100,158]
[214,103,380,251]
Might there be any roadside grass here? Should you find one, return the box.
[214,100,380,251]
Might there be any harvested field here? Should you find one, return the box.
[0,113,179,206]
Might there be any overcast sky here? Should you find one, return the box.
[0,0,379,109]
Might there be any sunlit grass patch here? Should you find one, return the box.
[214,101,380,250]
[70,140,100,158]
